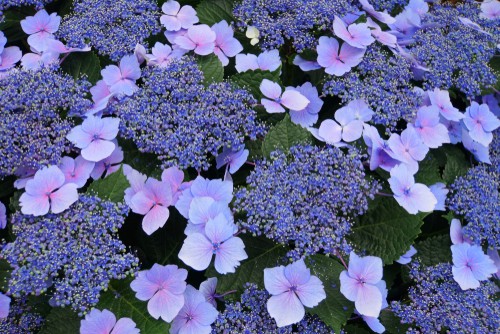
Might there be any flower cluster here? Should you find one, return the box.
[1,195,138,313]
[235,144,380,259]
[0,66,91,178]
[0,297,45,334]
[391,262,500,333]
[447,165,500,248]
[117,58,265,171]
[212,283,332,333]
[57,0,160,61]
[233,0,356,51]
[323,44,420,128]
[409,2,497,97]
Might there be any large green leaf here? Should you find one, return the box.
[196,0,234,25]
[261,114,312,158]
[0,11,26,43]
[205,235,287,293]
[442,145,470,185]
[231,68,281,99]
[197,54,224,85]
[87,166,129,203]
[39,307,81,334]
[414,154,442,185]
[415,234,452,266]
[348,197,424,265]
[97,278,170,333]
[61,51,101,84]
[380,310,410,334]
[307,255,353,333]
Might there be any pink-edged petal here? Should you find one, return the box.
[204,214,234,243]
[341,120,364,142]
[0,46,22,69]
[355,283,382,317]
[452,265,479,290]
[192,299,219,326]
[339,271,359,301]
[280,90,309,111]
[49,183,78,214]
[25,166,66,196]
[99,118,120,140]
[264,266,289,295]
[194,43,215,56]
[261,99,285,114]
[332,15,351,42]
[148,289,185,322]
[214,237,247,274]
[283,259,310,286]
[111,318,139,334]
[340,43,365,67]
[235,54,259,72]
[267,292,305,327]
[101,65,123,86]
[260,79,282,99]
[450,219,464,245]
[130,272,159,301]
[318,119,342,144]
[295,275,326,308]
[19,193,50,216]
[81,139,116,162]
[177,6,199,29]
[119,55,141,80]
[348,252,383,284]
[80,309,116,334]
[161,15,182,31]
[188,197,215,225]
[110,80,138,97]
[317,36,340,69]
[142,205,170,235]
[178,233,213,271]
[410,183,437,213]
[130,191,154,215]
[162,0,180,15]
[66,126,93,149]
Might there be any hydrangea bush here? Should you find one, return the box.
[0,0,499,333]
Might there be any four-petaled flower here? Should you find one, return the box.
[451,243,496,290]
[339,252,385,318]
[19,166,78,216]
[260,79,309,114]
[170,285,218,334]
[130,264,188,321]
[80,309,139,334]
[66,116,120,162]
[264,259,326,327]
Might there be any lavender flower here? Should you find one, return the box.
[80,309,139,334]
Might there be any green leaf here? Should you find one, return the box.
[246,138,263,160]
[348,197,424,265]
[0,11,25,43]
[196,0,234,25]
[61,51,101,84]
[120,139,162,178]
[230,68,281,99]
[39,307,81,334]
[87,166,129,203]
[380,310,410,334]
[196,54,224,85]
[205,235,287,293]
[414,154,442,185]
[442,145,470,185]
[415,234,452,266]
[307,255,353,333]
[97,278,169,333]
[261,114,313,158]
